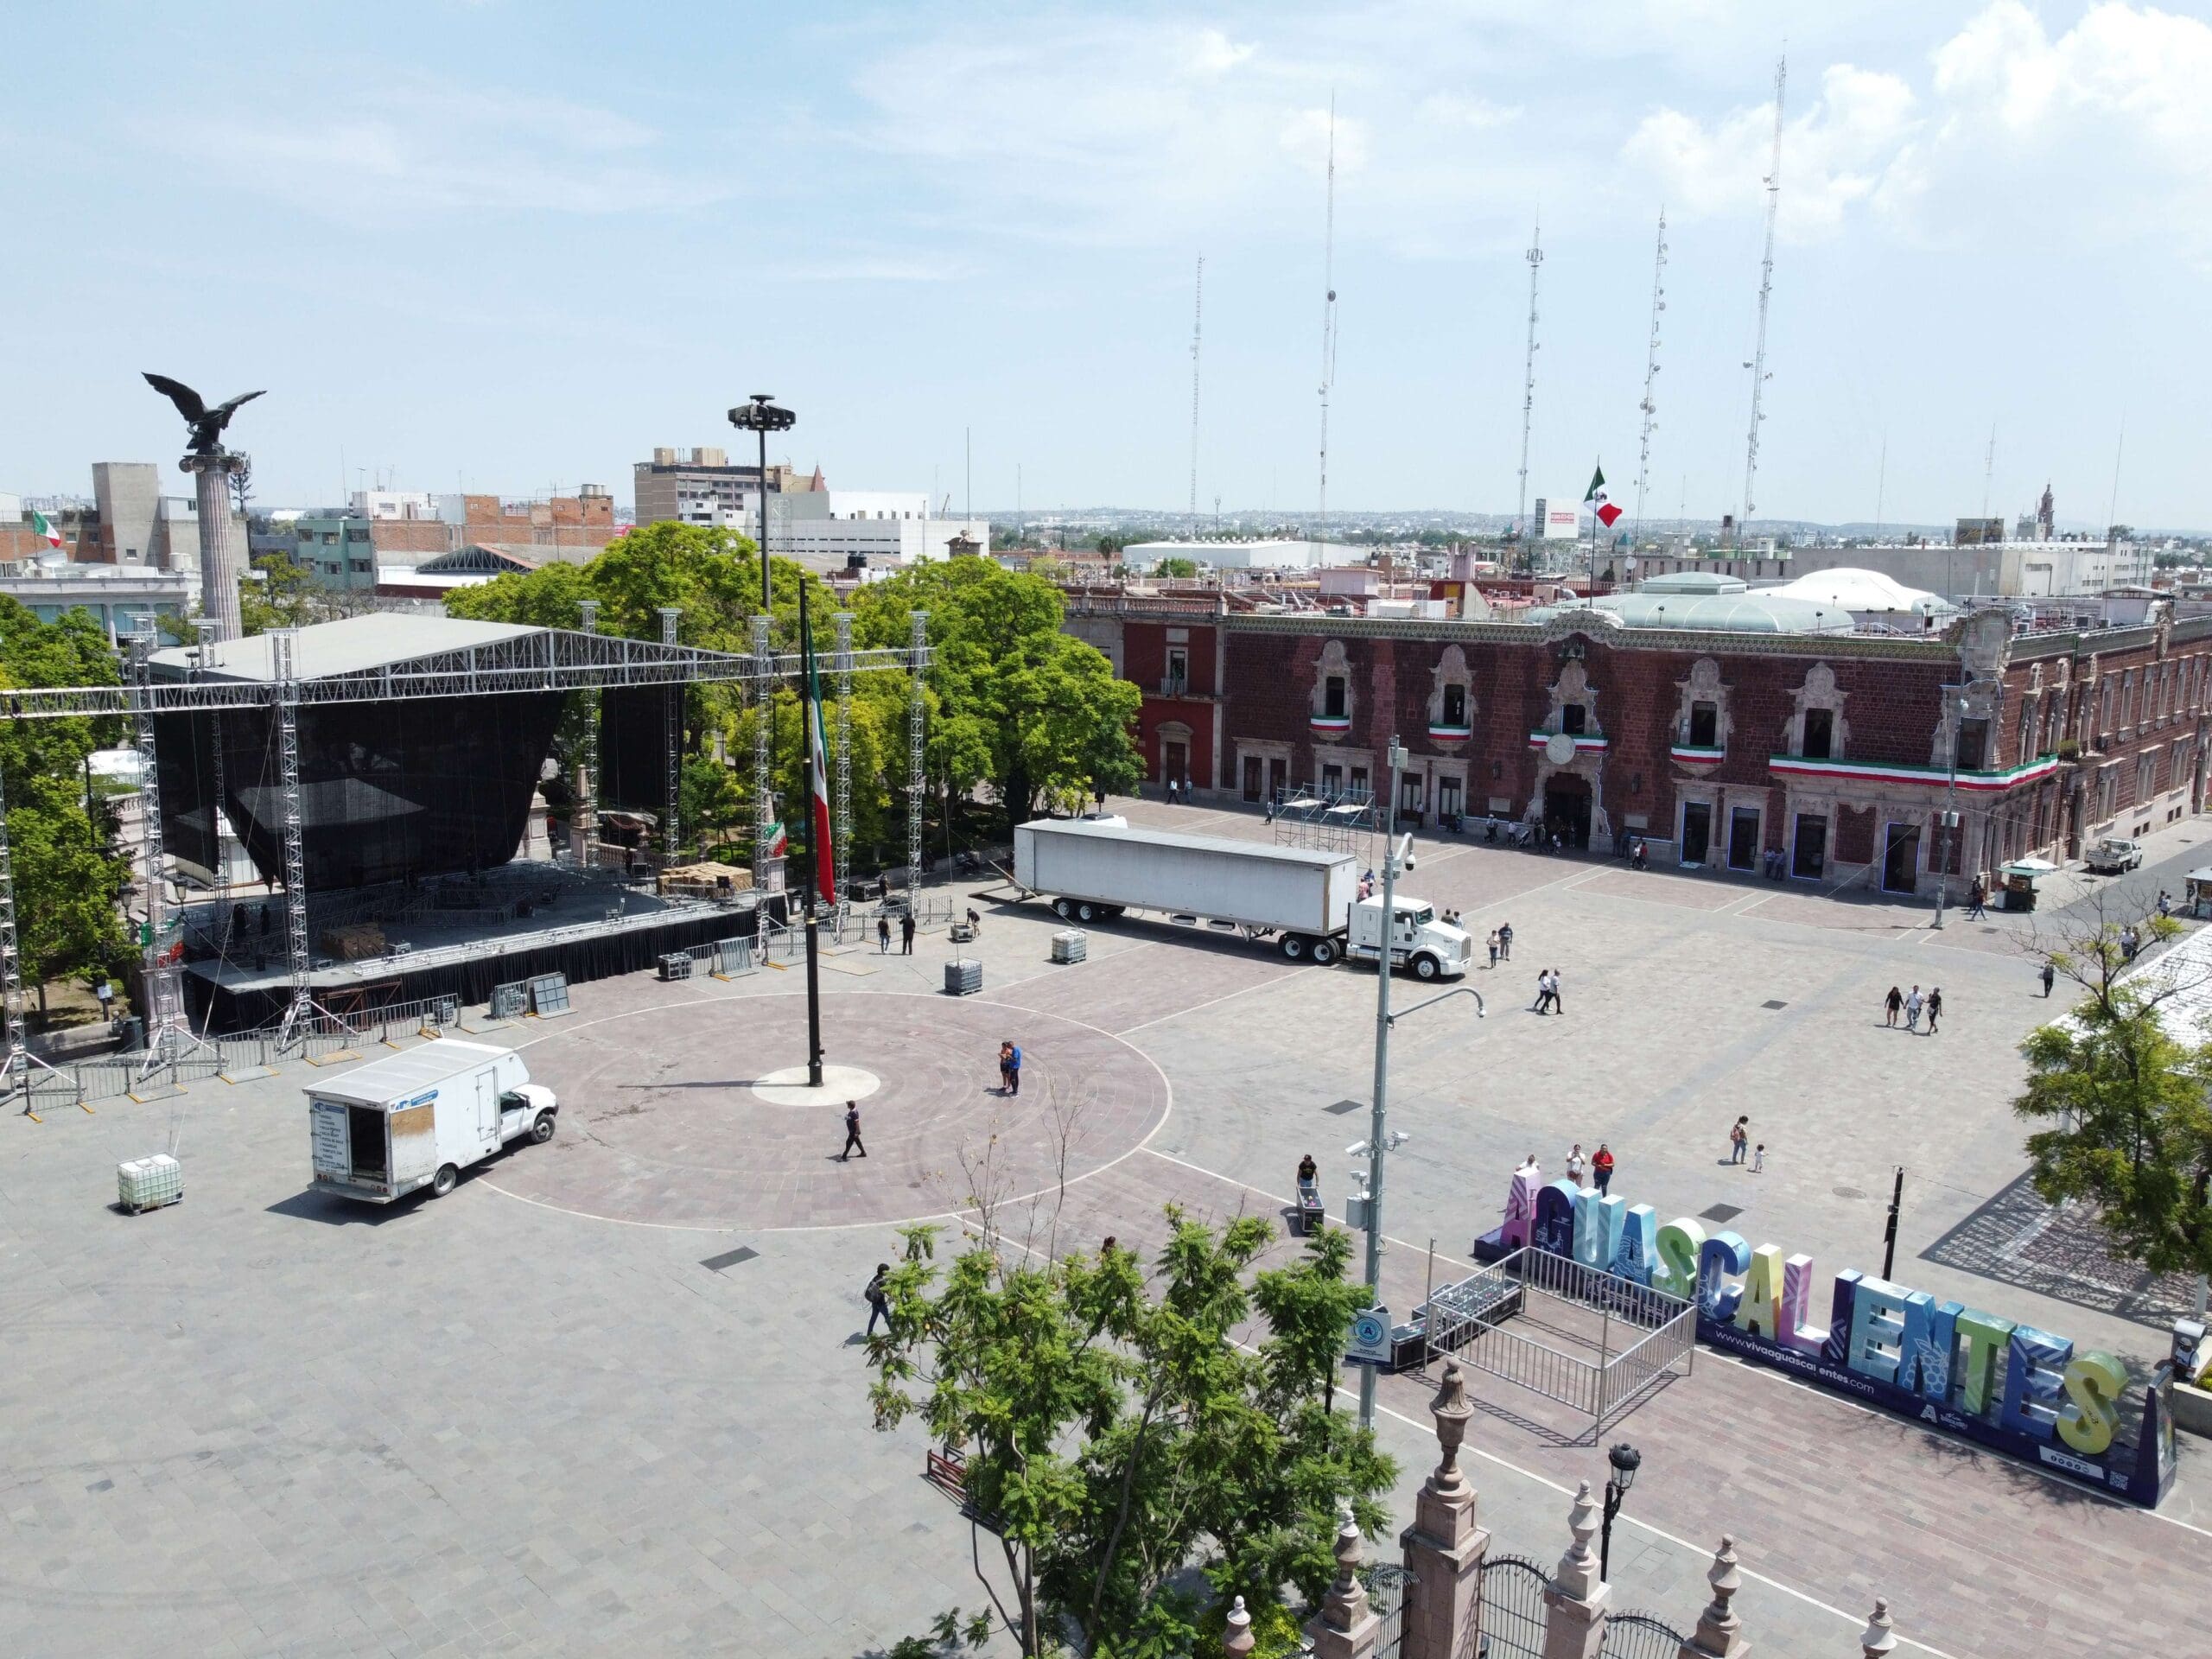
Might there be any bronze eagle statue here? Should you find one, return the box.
[143,373,265,456]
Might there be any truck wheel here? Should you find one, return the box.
[1077,901,1096,922]
[1052,897,1074,919]
[1311,937,1340,966]
[1412,953,1441,982]
[1281,934,1308,961]
[431,1163,460,1198]
[531,1112,556,1144]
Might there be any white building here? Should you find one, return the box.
[770,489,988,570]
[1789,537,2152,599]
[350,490,442,521]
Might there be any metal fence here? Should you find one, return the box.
[1419,1248,1694,1431]
[1471,1554,1549,1658]
[1600,1610,1690,1658]
[1365,1563,1412,1659]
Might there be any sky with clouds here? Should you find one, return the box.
[9,1,2209,528]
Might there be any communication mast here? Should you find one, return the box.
[1740,56,1785,539]
[1317,98,1338,550]
[1633,210,1668,545]
[1515,219,1543,539]
[1189,255,1204,527]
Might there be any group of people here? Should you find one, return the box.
[874,911,918,954]
[1554,1141,1616,1194]
[1881,983,1943,1033]
[1529,967,1566,1015]
[1483,922,1515,968]
[997,1039,1024,1096]
[1726,1116,1766,1173]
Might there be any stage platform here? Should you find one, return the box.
[177,861,780,1032]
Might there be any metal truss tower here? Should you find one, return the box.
[753,613,776,890]
[1740,56,1785,538]
[0,756,67,1107]
[659,607,683,868]
[833,611,854,929]
[270,626,315,1051]
[1516,219,1544,540]
[195,620,232,931]
[1317,100,1338,549]
[575,601,600,869]
[906,612,928,903]
[1633,210,1669,546]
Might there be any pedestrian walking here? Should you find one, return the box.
[2158,889,2174,920]
[864,1263,891,1335]
[1498,922,1513,962]
[93,978,113,1023]
[1729,1116,1749,1165]
[1531,969,1554,1014]
[2041,960,2056,997]
[877,914,891,953]
[1486,930,1500,969]
[1966,879,1986,919]
[1751,1143,1766,1174]
[1592,1142,1615,1195]
[1549,966,1565,1014]
[1926,986,1943,1034]
[1904,985,1924,1033]
[838,1100,867,1161]
[1884,985,1904,1027]
[1566,1143,1586,1187]
[900,912,915,954]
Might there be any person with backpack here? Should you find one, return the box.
[863,1263,891,1335]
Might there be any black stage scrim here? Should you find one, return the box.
[597,685,674,815]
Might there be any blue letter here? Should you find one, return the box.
[1999,1325,2074,1444]
[1697,1231,1751,1322]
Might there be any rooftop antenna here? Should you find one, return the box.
[1981,423,1996,517]
[1516,219,1543,541]
[1632,209,1668,546]
[1873,433,1888,541]
[1318,95,1338,551]
[2107,416,2126,539]
[1740,54,1785,540]
[1189,253,1204,528]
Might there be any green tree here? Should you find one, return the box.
[855,561,1139,840]
[0,601,129,1007]
[2018,985,2212,1280]
[238,553,317,634]
[1154,556,1199,579]
[868,1213,1395,1656]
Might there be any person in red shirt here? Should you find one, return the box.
[1591,1142,1616,1196]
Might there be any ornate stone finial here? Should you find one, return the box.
[1859,1597,1896,1657]
[1694,1535,1743,1645]
[1552,1479,1602,1600]
[1320,1501,1370,1630]
[1427,1362,1474,1498]
[1223,1594,1255,1658]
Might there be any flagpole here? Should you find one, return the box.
[799,581,826,1088]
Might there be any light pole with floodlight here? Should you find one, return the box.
[728,393,795,609]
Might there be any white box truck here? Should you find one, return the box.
[1014,819,1471,979]
[308,1040,558,1204]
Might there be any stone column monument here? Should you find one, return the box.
[1400,1362,1491,1659]
[142,373,264,644]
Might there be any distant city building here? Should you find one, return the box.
[1122,538,1356,573]
[289,512,378,588]
[633,446,818,530]
[1529,498,1581,539]
[1955,517,2006,546]
[92,461,160,565]
[775,487,987,570]
[0,556,190,643]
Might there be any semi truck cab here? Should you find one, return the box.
[1346,896,1472,981]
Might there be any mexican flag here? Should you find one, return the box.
[801,609,836,907]
[1584,465,1622,530]
[765,820,788,859]
[30,509,61,550]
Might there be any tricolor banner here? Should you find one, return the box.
[1584,465,1622,530]
[30,509,61,550]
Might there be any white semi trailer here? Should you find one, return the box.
[1013,818,1471,979]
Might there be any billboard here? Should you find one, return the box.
[1531,498,1581,540]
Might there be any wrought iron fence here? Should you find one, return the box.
[1471,1554,1549,1659]
[1364,1562,1413,1659]
[1600,1609,1689,1658]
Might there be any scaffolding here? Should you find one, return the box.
[752,613,777,892]
[574,601,601,868]
[659,607,683,868]
[833,611,853,927]
[195,619,232,934]
[906,611,929,901]
[1270,782,1378,859]
[0,753,68,1106]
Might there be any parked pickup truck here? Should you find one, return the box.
[2085,836,2145,874]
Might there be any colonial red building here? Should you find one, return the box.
[1067,594,2212,893]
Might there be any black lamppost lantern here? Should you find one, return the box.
[1600,1441,1641,1580]
[728,393,796,609]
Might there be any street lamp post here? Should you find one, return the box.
[1357,739,1411,1431]
[1599,1441,1641,1580]
[728,393,795,609]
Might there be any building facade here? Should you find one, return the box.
[633,447,815,529]
[1072,595,2212,892]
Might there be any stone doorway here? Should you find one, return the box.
[1544,776,1592,849]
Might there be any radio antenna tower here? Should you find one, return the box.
[1513,215,1548,539]
[1981,423,1997,517]
[1740,54,1785,540]
[1633,209,1668,545]
[1317,97,1338,550]
[1189,254,1204,526]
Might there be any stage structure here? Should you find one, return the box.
[0,613,930,1060]
[834,610,853,928]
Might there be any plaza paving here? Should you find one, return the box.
[3,799,2208,1656]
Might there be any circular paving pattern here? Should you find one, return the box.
[750,1064,881,1109]
[478,991,1168,1230]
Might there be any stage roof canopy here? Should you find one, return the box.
[150,615,543,683]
